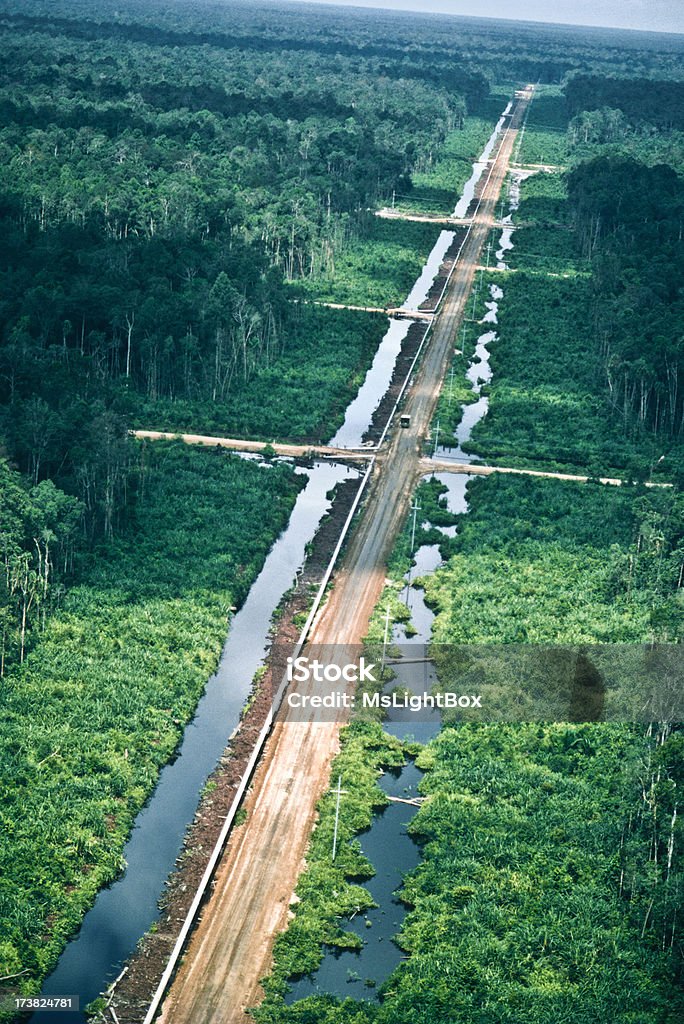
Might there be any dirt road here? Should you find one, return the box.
[309,301,434,321]
[423,458,625,486]
[424,458,671,489]
[131,429,370,460]
[157,87,533,1024]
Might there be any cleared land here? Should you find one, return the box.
[157,88,533,1024]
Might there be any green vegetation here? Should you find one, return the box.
[0,460,82,673]
[517,87,570,167]
[568,157,684,447]
[0,442,303,994]
[503,223,583,274]
[513,170,569,225]
[425,473,684,644]
[2,0,684,1017]
[0,0,489,473]
[393,722,684,1024]
[256,720,406,1008]
[401,116,502,215]
[566,75,684,131]
[290,219,440,309]
[428,361,475,451]
[472,155,684,477]
[466,270,660,474]
[260,473,683,1023]
[257,727,684,1024]
[503,173,581,275]
[136,306,389,443]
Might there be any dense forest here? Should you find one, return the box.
[466,73,684,478]
[0,0,489,474]
[569,158,684,442]
[1,0,684,1017]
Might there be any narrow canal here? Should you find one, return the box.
[32,460,359,1021]
[33,98,514,1022]
[284,152,519,1005]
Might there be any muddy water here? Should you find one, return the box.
[496,170,523,269]
[435,248,510,464]
[433,281,500,463]
[285,472,472,1004]
[285,760,424,1003]
[32,460,360,1023]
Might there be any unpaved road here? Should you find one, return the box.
[310,300,434,321]
[424,458,626,486]
[424,458,671,489]
[158,87,533,1024]
[131,429,370,460]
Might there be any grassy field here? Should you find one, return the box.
[516,87,570,166]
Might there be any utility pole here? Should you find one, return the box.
[392,189,396,210]
[486,240,492,269]
[381,604,392,672]
[433,418,441,457]
[406,501,422,604]
[332,775,348,862]
[471,267,485,320]
[447,365,455,409]
[410,500,422,557]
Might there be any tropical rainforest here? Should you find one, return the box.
[1,0,683,1020]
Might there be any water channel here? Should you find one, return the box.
[33,101,513,1022]
[452,103,510,219]
[285,148,518,1007]
[330,318,412,449]
[401,228,455,311]
[33,460,359,1022]
[332,110,511,451]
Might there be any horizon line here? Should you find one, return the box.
[277,0,684,39]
